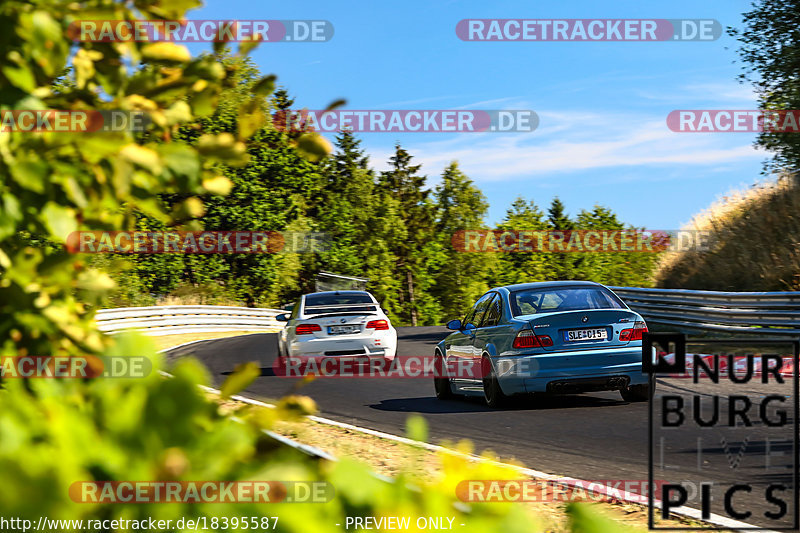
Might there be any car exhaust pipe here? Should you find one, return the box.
[607,377,629,390]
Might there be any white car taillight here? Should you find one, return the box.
[296,323,321,335]
[366,319,389,330]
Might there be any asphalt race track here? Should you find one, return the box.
[166,327,797,528]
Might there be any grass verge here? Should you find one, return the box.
[213,395,717,533]
[153,330,278,351]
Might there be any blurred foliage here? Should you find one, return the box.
[0,335,552,530]
[0,0,317,357]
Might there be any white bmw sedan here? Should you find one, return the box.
[276,291,398,363]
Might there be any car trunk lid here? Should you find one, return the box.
[525,309,640,351]
[300,308,378,338]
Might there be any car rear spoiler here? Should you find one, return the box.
[304,305,378,317]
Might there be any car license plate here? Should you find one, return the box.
[328,325,359,335]
[565,328,607,342]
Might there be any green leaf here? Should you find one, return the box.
[141,43,191,63]
[157,143,200,180]
[144,0,203,19]
[325,99,347,111]
[1,64,36,92]
[189,86,219,117]
[9,158,48,193]
[171,197,205,219]
[238,99,266,140]
[0,194,22,240]
[295,132,333,162]
[120,144,162,174]
[252,75,276,97]
[41,203,78,241]
[238,35,263,56]
[163,101,193,125]
[201,176,233,195]
[196,133,249,165]
[219,361,261,398]
[405,414,428,442]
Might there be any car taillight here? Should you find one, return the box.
[620,321,648,341]
[512,330,552,349]
[366,319,389,330]
[295,323,321,335]
[537,335,553,347]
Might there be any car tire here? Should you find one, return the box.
[275,341,288,373]
[620,380,654,402]
[433,352,454,400]
[482,356,508,408]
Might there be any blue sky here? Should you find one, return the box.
[193,0,765,229]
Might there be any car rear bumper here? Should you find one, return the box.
[493,345,647,394]
[288,335,396,359]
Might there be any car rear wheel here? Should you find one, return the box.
[433,352,454,400]
[275,340,288,372]
[620,380,654,402]
[482,356,508,408]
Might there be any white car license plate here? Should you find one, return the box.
[328,325,359,335]
[565,328,607,342]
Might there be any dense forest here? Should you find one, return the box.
[95,57,659,325]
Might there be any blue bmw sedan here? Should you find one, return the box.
[434,281,651,407]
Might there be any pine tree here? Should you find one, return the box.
[316,131,376,276]
[431,163,493,319]
[378,144,434,325]
[545,197,577,280]
[496,197,549,285]
[272,88,294,111]
[547,196,574,230]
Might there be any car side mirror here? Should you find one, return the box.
[446,319,462,330]
[275,313,289,322]
[463,322,476,333]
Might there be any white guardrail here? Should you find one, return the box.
[96,287,800,337]
[610,286,800,336]
[95,305,285,336]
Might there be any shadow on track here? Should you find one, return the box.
[370,393,628,413]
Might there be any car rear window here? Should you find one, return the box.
[510,287,624,316]
[303,292,377,316]
[304,293,374,307]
